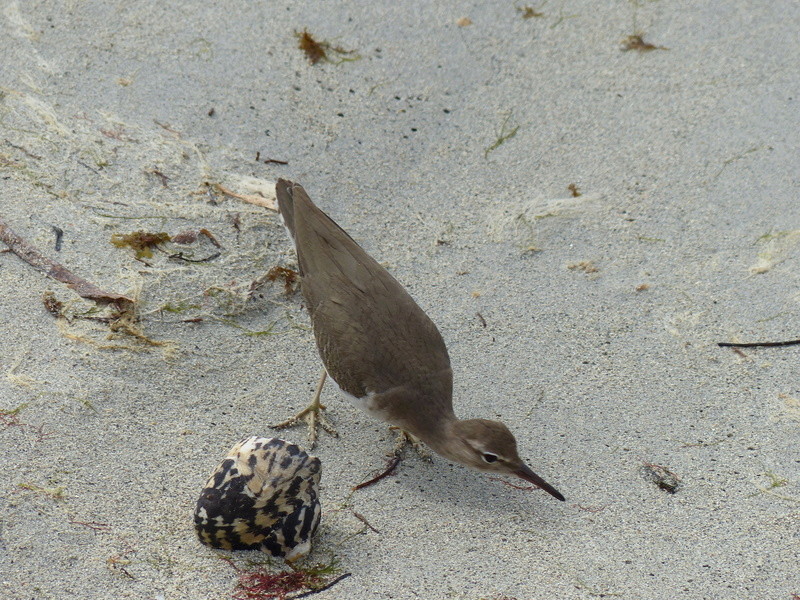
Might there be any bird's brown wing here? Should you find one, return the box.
[277,180,452,409]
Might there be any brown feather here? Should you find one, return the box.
[276,180,454,428]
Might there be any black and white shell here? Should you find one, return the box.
[194,436,322,562]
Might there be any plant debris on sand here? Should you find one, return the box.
[621,33,668,52]
[295,30,358,65]
[265,266,299,295]
[111,231,171,259]
[228,559,350,600]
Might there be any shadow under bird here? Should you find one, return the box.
[272,179,564,501]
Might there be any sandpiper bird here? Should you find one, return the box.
[271,179,564,501]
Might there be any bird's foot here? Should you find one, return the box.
[271,402,338,449]
[389,426,433,462]
[271,370,336,449]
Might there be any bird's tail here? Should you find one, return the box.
[275,178,296,244]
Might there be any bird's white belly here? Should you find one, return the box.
[340,389,390,423]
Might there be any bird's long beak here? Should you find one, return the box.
[514,464,565,501]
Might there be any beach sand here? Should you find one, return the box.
[1,1,798,598]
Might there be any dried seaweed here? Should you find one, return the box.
[110,231,171,259]
[352,456,401,491]
[517,5,544,19]
[111,228,222,262]
[621,33,668,52]
[484,112,519,158]
[641,462,680,493]
[171,228,221,247]
[225,557,350,600]
[266,266,299,294]
[295,30,359,65]
[17,482,66,501]
[297,30,327,64]
[42,291,64,317]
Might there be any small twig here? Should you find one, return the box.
[352,511,380,533]
[107,555,134,579]
[100,127,137,142]
[51,226,64,251]
[119,567,134,579]
[0,218,134,312]
[264,158,289,165]
[77,160,100,174]
[476,312,487,328]
[0,409,24,428]
[5,140,42,160]
[208,182,278,211]
[69,519,111,531]
[167,251,221,263]
[353,456,401,490]
[719,339,800,348]
[145,168,170,187]
[154,120,182,137]
[289,573,352,599]
[31,423,56,442]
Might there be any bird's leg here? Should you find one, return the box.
[389,426,433,462]
[271,369,338,448]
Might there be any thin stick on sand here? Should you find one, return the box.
[718,339,800,348]
[0,218,134,312]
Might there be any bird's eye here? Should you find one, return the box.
[482,453,498,463]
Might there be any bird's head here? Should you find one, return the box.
[444,418,564,501]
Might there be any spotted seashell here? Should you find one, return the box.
[194,436,322,562]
